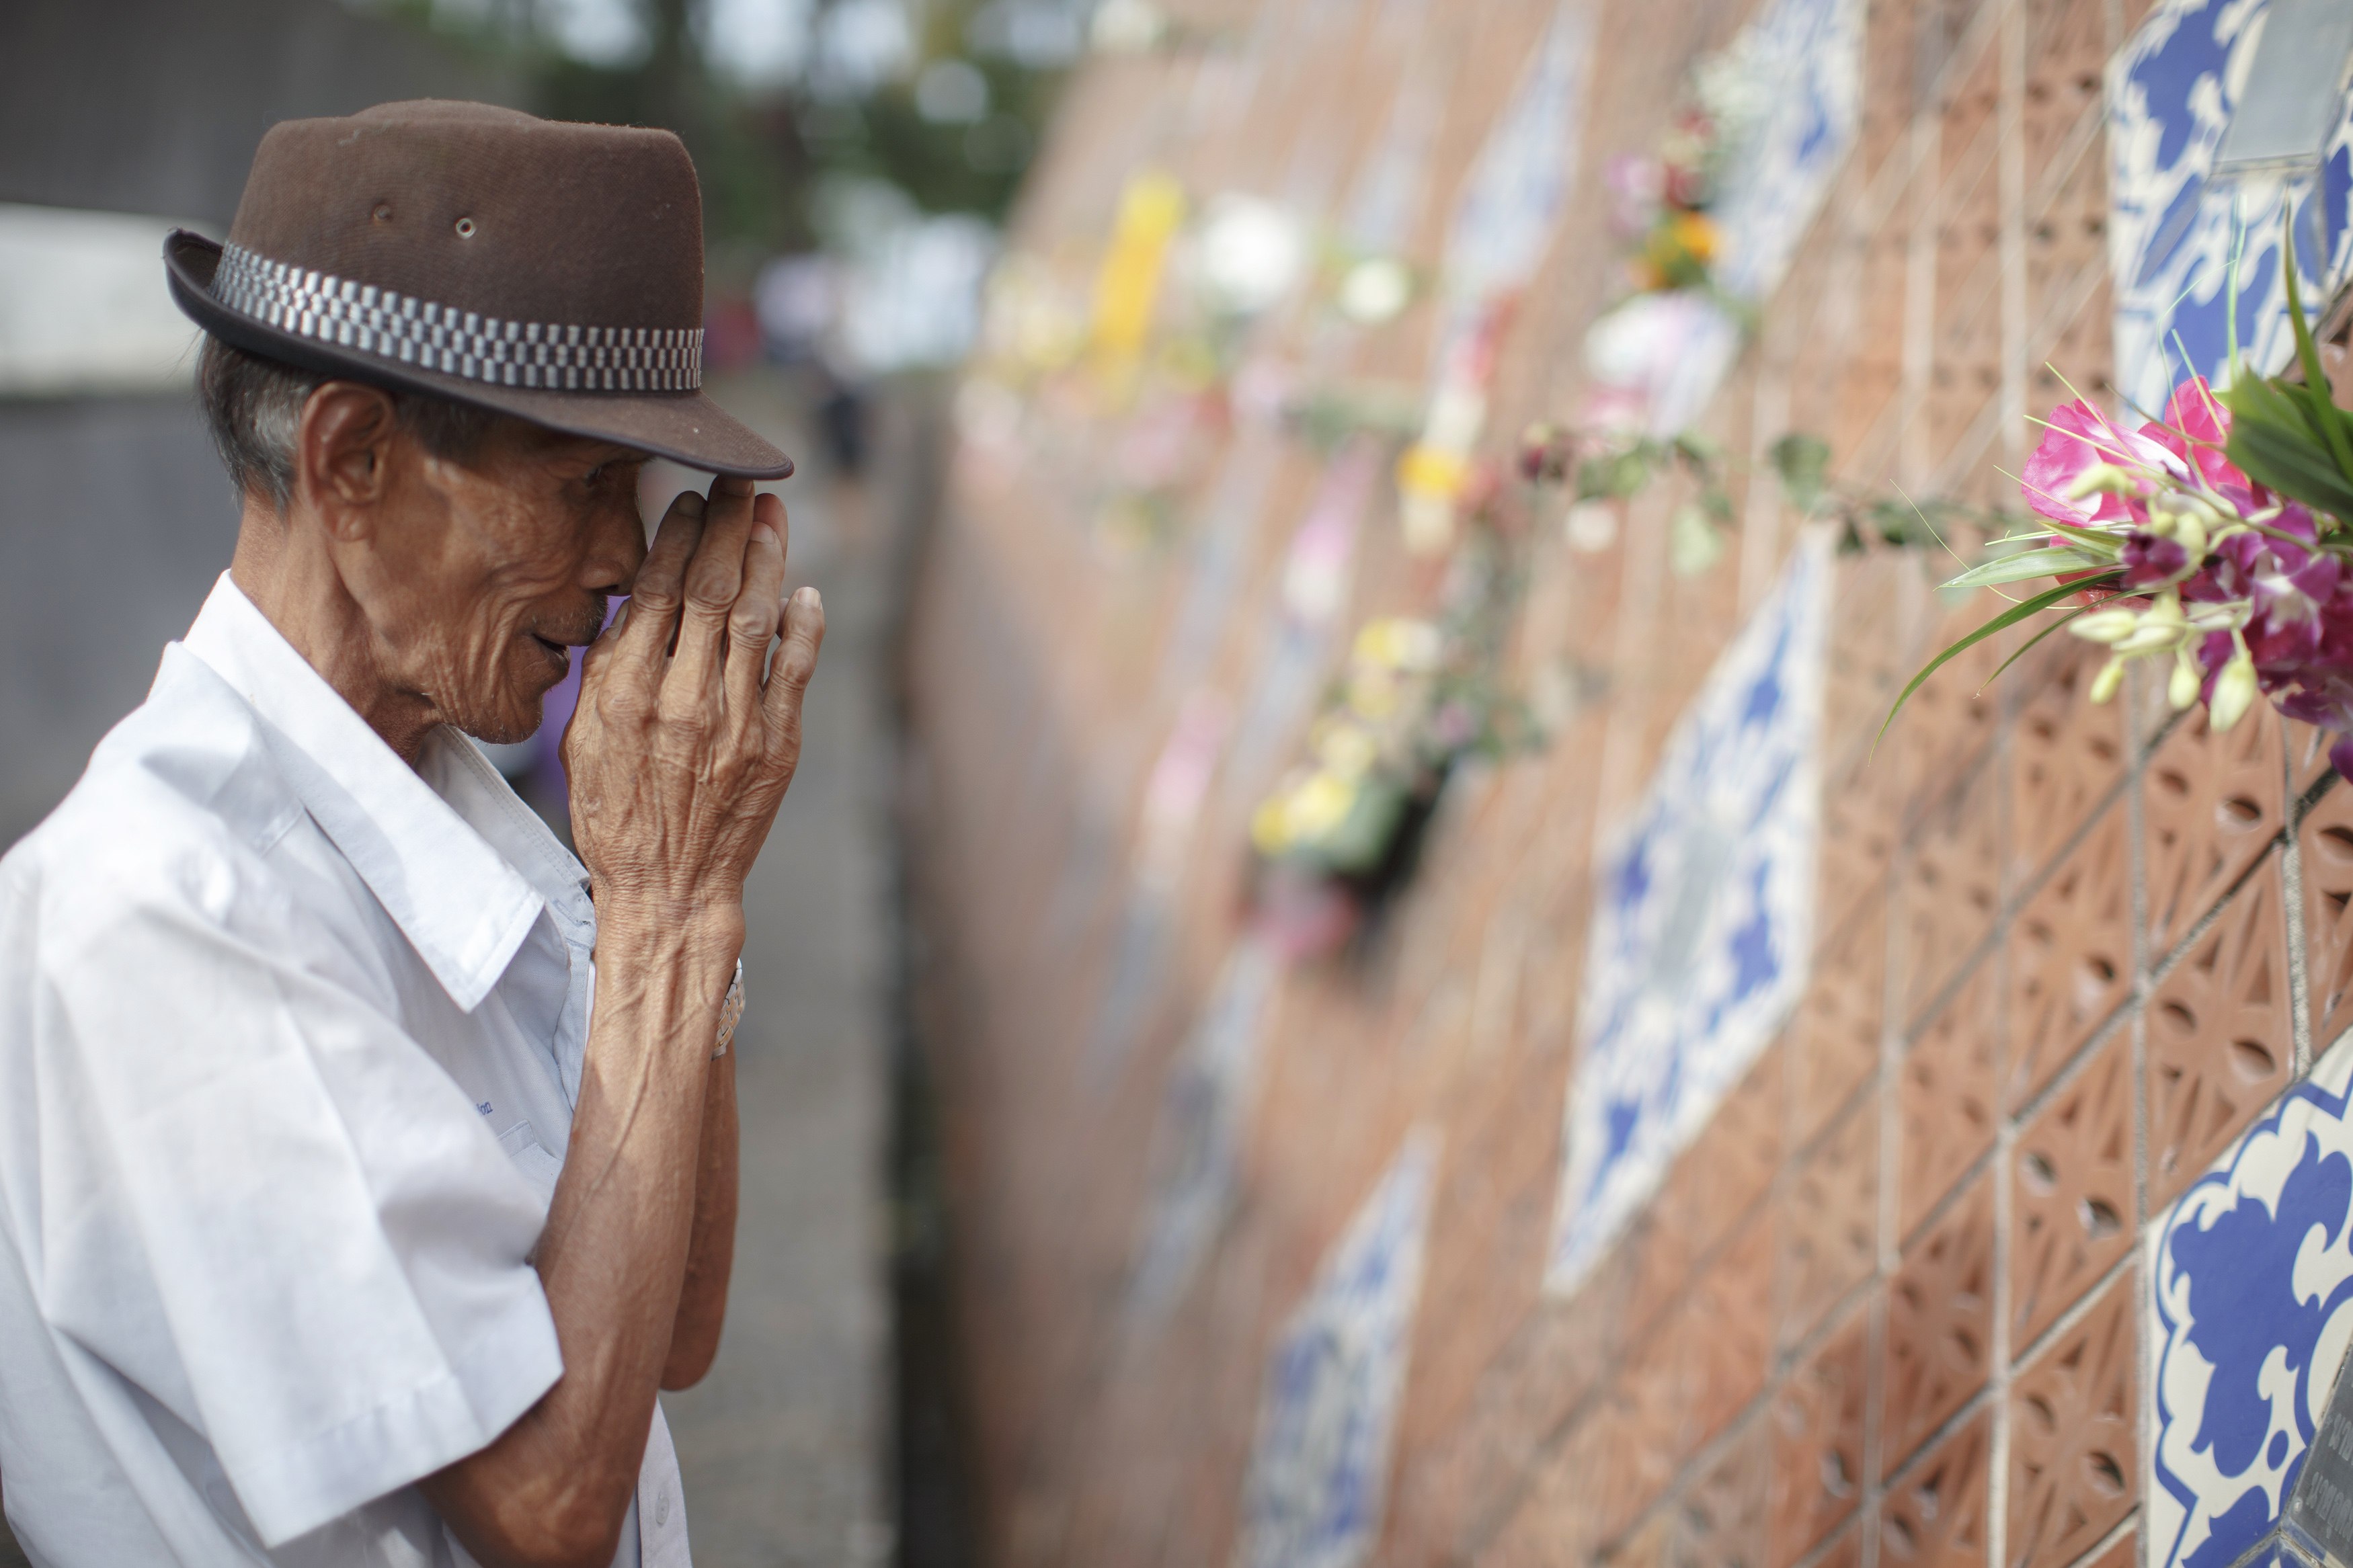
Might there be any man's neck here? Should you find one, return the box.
[228,497,439,766]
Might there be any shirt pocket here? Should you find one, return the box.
[493,1120,564,1202]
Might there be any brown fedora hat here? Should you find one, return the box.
[165,99,791,479]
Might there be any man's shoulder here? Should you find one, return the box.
[4,647,310,944]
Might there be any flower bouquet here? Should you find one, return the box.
[1892,243,2353,774]
[1248,613,1527,958]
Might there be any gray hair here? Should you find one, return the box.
[196,335,506,512]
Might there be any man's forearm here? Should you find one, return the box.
[662,1049,739,1388]
[423,919,732,1568]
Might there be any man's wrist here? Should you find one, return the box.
[593,905,744,1004]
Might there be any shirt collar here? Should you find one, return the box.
[180,573,547,1013]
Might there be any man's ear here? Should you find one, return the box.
[296,382,402,540]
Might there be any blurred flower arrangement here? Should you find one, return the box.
[1891,241,2353,776]
[1607,108,1731,298]
[1517,418,1739,573]
[1248,513,1537,958]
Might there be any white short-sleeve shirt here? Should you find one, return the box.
[0,575,691,1567]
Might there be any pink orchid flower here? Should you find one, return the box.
[2020,398,2182,528]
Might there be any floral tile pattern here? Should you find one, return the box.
[2010,647,2126,888]
[2011,1271,2138,1568]
[1883,1173,1994,1471]
[1548,538,1829,1294]
[1767,1304,1871,1568]
[1900,955,2003,1237]
[2107,0,2353,418]
[1235,1130,1439,1568]
[1788,897,1886,1145]
[1880,1411,1991,1568]
[2145,703,2284,960]
[1901,755,2005,1030]
[1674,1415,1771,1568]
[1780,1096,1880,1348]
[1128,938,1283,1322]
[2302,785,2353,1054]
[2005,804,2132,1110]
[2012,1034,2135,1350]
[2147,1036,2353,1568]
[2147,855,2292,1210]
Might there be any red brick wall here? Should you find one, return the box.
[893,0,2348,1564]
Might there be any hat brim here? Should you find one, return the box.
[165,231,793,480]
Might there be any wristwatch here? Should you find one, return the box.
[713,960,744,1060]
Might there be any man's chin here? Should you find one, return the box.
[456,686,551,749]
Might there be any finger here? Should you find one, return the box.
[667,474,760,706]
[724,513,788,722]
[760,585,826,762]
[615,492,707,678]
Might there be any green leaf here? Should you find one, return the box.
[1770,432,1832,510]
[2282,218,2353,479]
[2223,371,2353,518]
[2227,405,2353,518]
[1669,502,1727,575]
[1938,545,2112,589]
[1877,573,2121,749]
[1983,602,2091,688]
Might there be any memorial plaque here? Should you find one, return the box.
[2290,1341,2353,1568]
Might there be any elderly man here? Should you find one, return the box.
[0,102,822,1567]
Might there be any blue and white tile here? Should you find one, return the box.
[1545,531,1829,1295]
[1627,0,1862,432]
[2149,1036,2353,1568]
[1127,937,1283,1325]
[1437,0,1593,310]
[1707,0,1862,302]
[2109,0,2353,417]
[1235,1129,1439,1568]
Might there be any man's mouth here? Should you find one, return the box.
[530,633,571,668]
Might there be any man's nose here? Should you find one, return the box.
[584,493,649,594]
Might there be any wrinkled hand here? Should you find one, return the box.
[564,476,825,958]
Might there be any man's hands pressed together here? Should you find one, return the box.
[422,476,824,1568]
[567,474,824,963]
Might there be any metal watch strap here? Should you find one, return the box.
[713,960,744,1059]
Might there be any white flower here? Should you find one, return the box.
[2209,647,2258,732]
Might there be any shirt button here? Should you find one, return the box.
[655,1487,671,1528]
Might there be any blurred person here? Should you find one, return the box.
[0,102,822,1568]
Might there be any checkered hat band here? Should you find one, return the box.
[211,243,704,393]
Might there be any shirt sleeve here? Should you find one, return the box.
[33,854,563,1548]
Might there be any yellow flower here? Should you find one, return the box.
[1352,618,1443,672]
[1670,210,1718,263]
[1346,668,1400,719]
[1314,720,1379,779]
[1250,792,1295,854]
[1395,443,1468,501]
[1283,770,1359,843]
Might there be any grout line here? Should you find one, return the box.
[1790,1514,1866,1568]
[1989,989,2018,1568]
[2010,1245,2134,1375]
[2143,829,2290,993]
[2286,725,2315,1079]
[2217,1524,2297,1568]
[2059,1508,2142,1568]
[1895,1139,2000,1255]
[2006,981,2135,1132]
[2132,666,2157,1568]
[2023,95,2106,227]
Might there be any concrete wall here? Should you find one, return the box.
[0,0,512,846]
